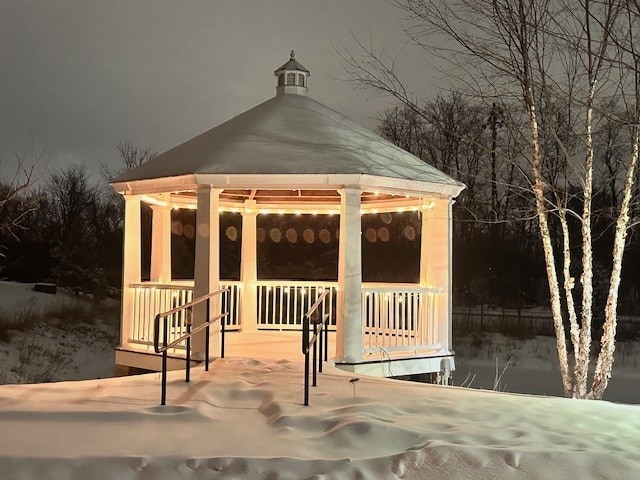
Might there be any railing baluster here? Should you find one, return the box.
[292,286,298,328]
[361,293,367,351]
[132,288,139,343]
[399,292,404,347]
[278,285,284,328]
[394,292,400,347]
[375,292,380,348]
[432,293,437,343]
[258,284,264,327]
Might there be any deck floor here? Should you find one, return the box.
[224,330,336,361]
[119,330,449,378]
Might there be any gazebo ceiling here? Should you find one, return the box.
[219,188,395,204]
[155,188,417,210]
[141,188,435,215]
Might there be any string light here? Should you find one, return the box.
[140,195,435,215]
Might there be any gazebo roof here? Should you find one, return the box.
[114,94,463,194]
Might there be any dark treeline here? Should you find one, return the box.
[376,94,640,315]
[0,165,123,300]
[3,100,640,317]
[0,142,157,300]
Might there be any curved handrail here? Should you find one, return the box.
[155,312,228,353]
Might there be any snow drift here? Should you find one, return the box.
[0,357,638,479]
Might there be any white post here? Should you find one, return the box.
[445,199,454,349]
[420,197,451,349]
[240,199,258,332]
[150,195,172,283]
[193,187,221,358]
[120,195,141,347]
[336,187,363,362]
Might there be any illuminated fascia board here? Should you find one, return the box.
[111,174,199,195]
[194,173,465,198]
[114,173,463,203]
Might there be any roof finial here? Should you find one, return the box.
[290,50,295,60]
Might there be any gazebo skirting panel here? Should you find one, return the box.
[124,280,442,358]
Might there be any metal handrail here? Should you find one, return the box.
[154,313,228,353]
[153,287,229,405]
[301,289,331,406]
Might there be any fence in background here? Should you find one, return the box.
[453,306,640,340]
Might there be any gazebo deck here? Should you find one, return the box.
[116,279,453,378]
[116,329,453,379]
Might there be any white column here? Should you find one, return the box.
[193,187,221,358]
[240,200,258,332]
[445,199,454,349]
[420,197,451,350]
[336,187,363,362]
[149,196,172,283]
[419,199,430,288]
[120,194,141,347]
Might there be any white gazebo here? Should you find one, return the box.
[111,51,465,379]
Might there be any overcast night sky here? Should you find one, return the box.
[0,0,442,181]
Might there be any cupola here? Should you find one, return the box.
[274,50,309,96]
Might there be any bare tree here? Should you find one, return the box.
[0,142,45,238]
[0,143,44,255]
[589,0,640,399]
[343,0,639,399]
[100,141,156,182]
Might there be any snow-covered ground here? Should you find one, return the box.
[0,281,118,384]
[1,281,640,477]
[454,332,640,404]
[0,358,639,479]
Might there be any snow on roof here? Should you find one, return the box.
[0,358,638,478]
[114,94,464,192]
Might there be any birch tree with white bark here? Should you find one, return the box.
[343,0,640,399]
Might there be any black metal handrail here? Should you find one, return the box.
[301,290,331,406]
[153,287,228,405]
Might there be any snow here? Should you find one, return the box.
[454,332,640,404]
[1,357,639,479]
[0,281,117,384]
[2,282,640,478]
[0,281,86,313]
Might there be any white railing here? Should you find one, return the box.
[219,280,242,330]
[361,284,441,354]
[129,282,194,349]
[128,280,442,355]
[129,281,242,348]
[256,280,337,330]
